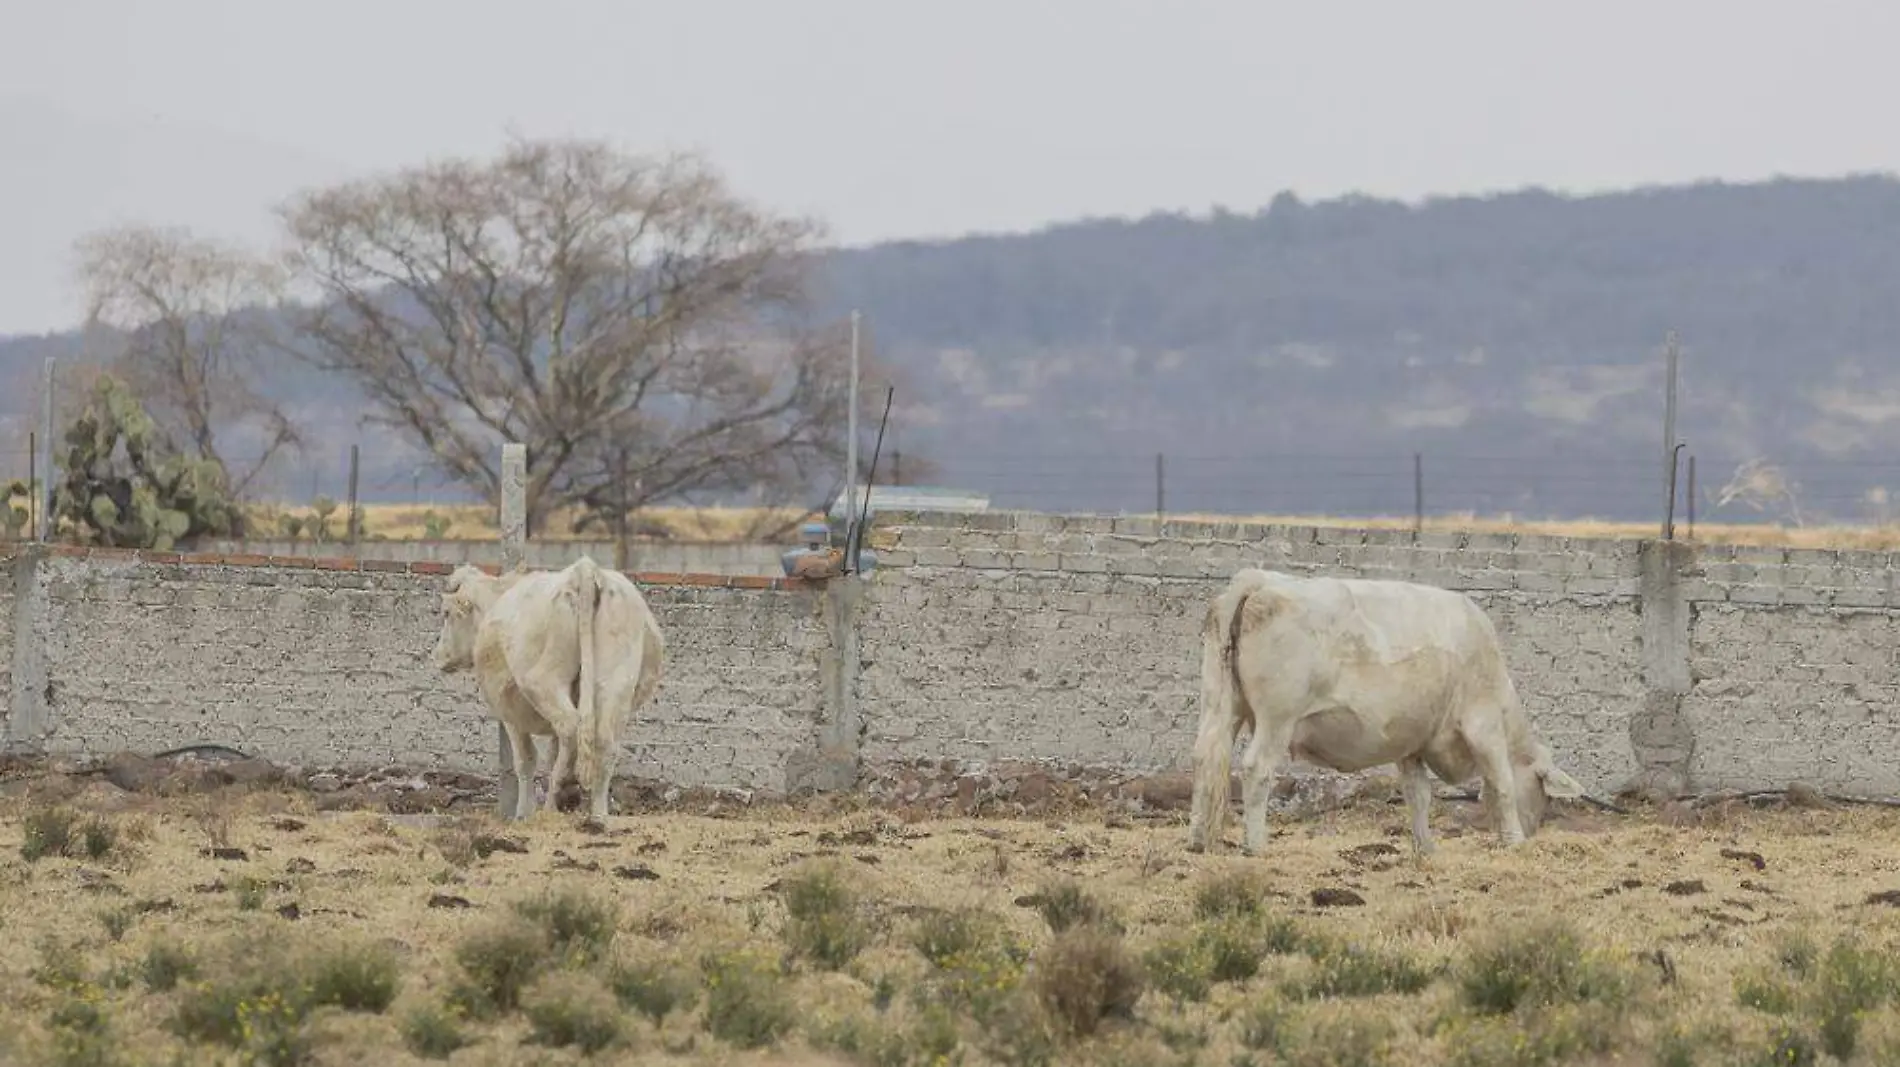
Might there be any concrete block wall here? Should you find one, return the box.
[10,510,1900,802]
[1,545,833,794]
[861,514,1648,795]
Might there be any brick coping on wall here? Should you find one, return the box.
[0,542,815,592]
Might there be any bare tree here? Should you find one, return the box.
[276,135,859,533]
[72,225,301,497]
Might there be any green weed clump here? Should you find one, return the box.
[701,948,797,1050]
[1735,935,1900,1061]
[606,953,700,1025]
[399,1001,469,1060]
[1029,878,1119,934]
[512,886,619,965]
[780,862,873,970]
[22,807,118,862]
[450,917,553,1018]
[521,971,625,1053]
[171,936,401,1063]
[1030,925,1146,1040]
[1456,917,1636,1016]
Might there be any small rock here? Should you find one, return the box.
[1720,848,1767,871]
[216,759,282,787]
[1311,887,1366,908]
[276,902,301,921]
[102,753,167,793]
[1657,801,1701,828]
[613,864,661,881]
[637,841,667,855]
[1785,783,1829,809]
[1663,879,1707,897]
[1865,890,1900,907]
[204,847,249,862]
[471,834,528,858]
[309,773,343,794]
[285,858,316,874]
[271,818,307,832]
[854,854,880,866]
[428,893,474,909]
[1015,773,1057,807]
[1340,842,1402,866]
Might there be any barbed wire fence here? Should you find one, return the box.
[7,438,1900,546]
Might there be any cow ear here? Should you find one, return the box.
[1539,764,1586,799]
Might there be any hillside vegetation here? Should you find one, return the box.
[8,174,1900,524]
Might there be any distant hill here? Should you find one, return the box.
[10,174,1900,524]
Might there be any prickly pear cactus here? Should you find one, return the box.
[51,374,246,550]
[3,479,27,538]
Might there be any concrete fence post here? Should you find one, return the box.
[1626,539,1697,798]
[784,577,864,793]
[496,443,526,818]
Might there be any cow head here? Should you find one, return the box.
[1511,740,1588,833]
[432,565,491,673]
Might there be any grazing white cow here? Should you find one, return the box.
[432,556,664,822]
[1187,568,1586,857]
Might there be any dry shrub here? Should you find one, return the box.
[780,861,872,970]
[521,970,625,1053]
[606,952,700,1025]
[1297,938,1436,1000]
[21,806,118,862]
[1028,878,1119,935]
[450,916,553,1018]
[701,947,796,1050]
[1456,917,1637,1016]
[807,1003,961,1067]
[399,1001,469,1060]
[1030,925,1145,1040]
[1193,869,1267,922]
[512,886,618,965]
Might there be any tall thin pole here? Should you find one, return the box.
[613,449,629,573]
[497,442,527,819]
[1413,452,1424,535]
[1154,453,1165,520]
[1661,331,1680,540]
[845,310,861,554]
[1686,454,1697,540]
[345,444,361,553]
[26,431,36,543]
[39,357,55,542]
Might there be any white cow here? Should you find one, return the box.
[1187,568,1586,857]
[432,556,664,822]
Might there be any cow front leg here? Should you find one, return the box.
[1399,757,1437,857]
[1472,741,1527,846]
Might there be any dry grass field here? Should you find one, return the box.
[269,502,1900,551]
[7,483,1900,548]
[6,772,1900,1067]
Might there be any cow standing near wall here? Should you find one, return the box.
[1187,567,1588,857]
[433,556,665,823]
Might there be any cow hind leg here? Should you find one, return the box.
[1239,721,1294,856]
[1399,757,1437,856]
[504,723,538,821]
[519,677,583,816]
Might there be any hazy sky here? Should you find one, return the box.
[3,0,1897,334]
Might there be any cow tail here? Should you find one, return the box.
[571,556,604,792]
[1190,576,1256,849]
